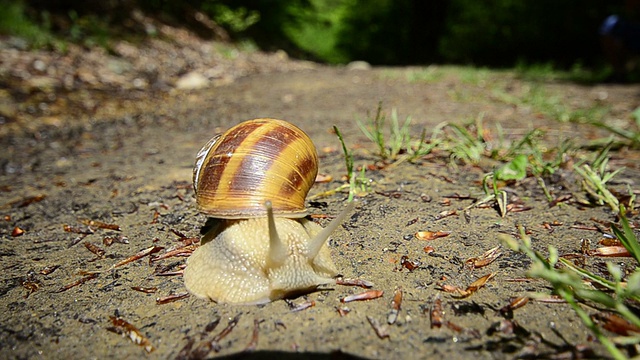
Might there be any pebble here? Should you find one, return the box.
[347,60,372,71]
[175,71,209,90]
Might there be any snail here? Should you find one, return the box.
[184,118,353,305]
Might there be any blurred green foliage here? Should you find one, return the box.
[336,0,448,64]
[439,0,619,67]
[0,0,57,48]
[0,0,627,68]
[283,0,351,63]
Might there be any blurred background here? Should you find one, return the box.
[0,0,634,74]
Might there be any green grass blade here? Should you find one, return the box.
[333,126,353,180]
[612,209,640,264]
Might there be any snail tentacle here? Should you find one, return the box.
[265,201,287,268]
[306,201,355,260]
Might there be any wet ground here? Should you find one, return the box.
[1,64,640,359]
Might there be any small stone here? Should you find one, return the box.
[175,71,209,90]
[33,59,47,72]
[346,61,372,71]
[25,76,59,92]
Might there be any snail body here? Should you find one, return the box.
[184,119,351,305]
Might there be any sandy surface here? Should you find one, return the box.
[1,65,640,359]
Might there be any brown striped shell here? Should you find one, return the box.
[193,118,319,219]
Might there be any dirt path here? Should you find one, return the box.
[1,66,639,359]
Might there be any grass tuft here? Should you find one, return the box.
[357,103,437,165]
[500,218,640,360]
[573,143,624,212]
[311,126,370,202]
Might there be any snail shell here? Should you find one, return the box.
[193,118,318,219]
[184,118,353,305]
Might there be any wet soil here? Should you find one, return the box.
[1,63,640,359]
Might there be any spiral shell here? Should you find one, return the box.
[193,118,319,219]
